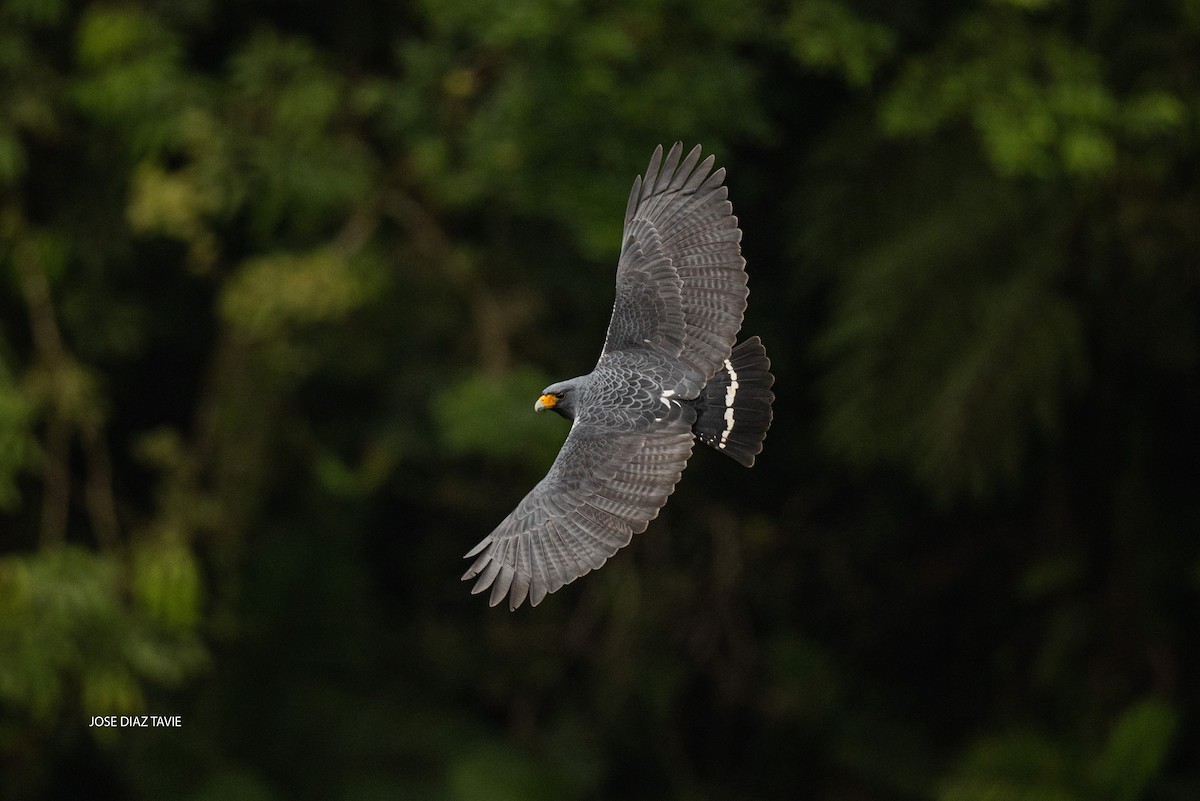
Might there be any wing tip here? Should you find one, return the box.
[463,536,492,559]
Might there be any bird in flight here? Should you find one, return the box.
[463,143,775,609]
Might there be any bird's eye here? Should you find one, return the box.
[555,392,566,399]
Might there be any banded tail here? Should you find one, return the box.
[694,336,775,467]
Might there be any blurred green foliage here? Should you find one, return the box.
[0,546,205,725]
[1,0,1198,799]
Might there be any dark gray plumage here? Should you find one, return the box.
[463,143,775,610]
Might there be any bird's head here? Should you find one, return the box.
[535,379,578,420]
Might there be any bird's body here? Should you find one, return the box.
[550,350,697,428]
[463,143,775,609]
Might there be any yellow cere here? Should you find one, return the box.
[538,393,558,409]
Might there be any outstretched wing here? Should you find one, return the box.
[602,143,748,380]
[462,423,695,610]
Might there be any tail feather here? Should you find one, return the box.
[694,336,775,467]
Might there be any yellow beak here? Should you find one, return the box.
[535,394,557,412]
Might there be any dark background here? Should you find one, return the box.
[1,0,1198,799]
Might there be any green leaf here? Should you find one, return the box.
[881,12,1120,178]
[75,6,172,67]
[131,536,204,632]
[1091,699,1178,801]
[448,743,563,801]
[783,0,897,87]
[0,127,26,185]
[220,249,374,340]
[432,367,564,466]
[938,732,1076,801]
